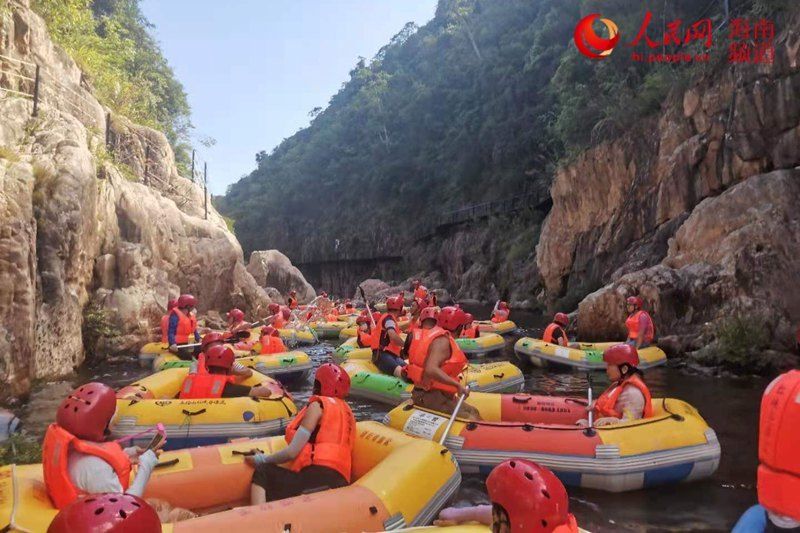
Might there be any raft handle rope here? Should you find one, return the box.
[181,408,207,417]
[232,448,265,456]
[492,373,505,379]
[154,458,180,469]
[661,397,684,421]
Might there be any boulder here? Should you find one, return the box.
[246,250,315,304]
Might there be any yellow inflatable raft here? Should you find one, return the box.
[308,320,351,339]
[475,319,517,335]
[113,367,297,450]
[514,338,667,370]
[340,358,523,405]
[2,421,460,532]
[151,350,314,384]
[334,332,505,361]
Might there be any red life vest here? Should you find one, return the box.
[42,424,132,509]
[543,323,567,346]
[407,317,419,333]
[288,297,298,310]
[160,314,170,343]
[460,325,479,339]
[370,313,403,356]
[170,308,197,344]
[626,310,655,342]
[553,515,579,533]
[285,396,355,482]
[272,313,288,329]
[259,335,287,354]
[406,326,468,395]
[491,309,509,323]
[594,375,653,419]
[178,356,236,399]
[357,330,373,349]
[414,286,428,300]
[757,370,800,521]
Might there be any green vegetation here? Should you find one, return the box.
[82,304,120,362]
[0,146,20,163]
[221,0,773,259]
[31,0,192,172]
[712,314,771,371]
[0,434,43,466]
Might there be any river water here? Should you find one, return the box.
[17,306,768,532]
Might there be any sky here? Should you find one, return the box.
[140,0,438,195]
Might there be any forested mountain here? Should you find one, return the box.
[218,0,744,262]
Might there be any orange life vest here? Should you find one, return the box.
[42,424,132,509]
[228,320,250,335]
[178,355,236,399]
[160,314,170,343]
[170,308,197,344]
[405,326,468,395]
[757,370,800,521]
[626,310,654,342]
[553,515,579,533]
[543,323,567,346]
[288,297,298,310]
[259,335,287,354]
[414,286,428,300]
[460,325,479,339]
[491,309,509,323]
[594,375,653,419]
[285,396,355,482]
[407,317,419,332]
[357,330,373,349]
[370,313,403,356]
[272,313,287,329]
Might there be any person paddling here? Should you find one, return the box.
[434,459,579,532]
[543,312,579,348]
[405,306,481,420]
[179,345,273,399]
[355,311,374,348]
[625,296,654,349]
[287,289,298,310]
[42,383,162,509]
[370,294,407,377]
[733,370,800,532]
[258,326,287,354]
[226,308,252,335]
[491,301,510,323]
[246,363,356,504]
[579,344,653,427]
[167,294,200,358]
[460,312,480,339]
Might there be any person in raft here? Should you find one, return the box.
[406,297,431,332]
[179,345,274,399]
[434,459,579,532]
[42,383,162,509]
[406,305,482,420]
[733,370,800,532]
[625,296,654,349]
[195,332,250,376]
[355,311,374,348]
[259,325,287,354]
[491,301,510,323]
[370,293,408,377]
[48,493,163,533]
[246,363,356,504]
[578,344,653,427]
[543,312,579,349]
[287,289,298,310]
[167,293,200,358]
[159,298,178,344]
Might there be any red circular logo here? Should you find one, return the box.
[574,14,620,59]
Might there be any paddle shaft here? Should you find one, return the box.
[359,286,378,329]
[439,391,467,445]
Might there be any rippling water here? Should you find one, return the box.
[18,307,769,531]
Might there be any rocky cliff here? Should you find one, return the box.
[0,0,272,398]
[536,15,800,365]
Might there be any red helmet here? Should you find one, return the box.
[56,383,117,442]
[200,332,225,351]
[205,345,235,371]
[314,363,350,398]
[227,308,245,322]
[603,344,640,368]
[412,297,428,311]
[289,290,297,296]
[419,306,439,325]
[177,294,196,309]
[498,301,509,310]
[464,312,474,325]
[167,298,178,311]
[626,296,643,309]
[757,370,800,521]
[261,325,279,337]
[486,459,570,532]
[320,291,328,298]
[554,312,569,327]
[386,293,405,312]
[47,493,162,533]
[268,303,280,314]
[438,306,470,332]
[281,307,291,320]
[356,311,371,325]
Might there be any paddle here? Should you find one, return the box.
[439,389,468,446]
[585,372,596,436]
[358,286,378,329]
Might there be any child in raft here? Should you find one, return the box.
[246,363,356,503]
[434,459,579,532]
[179,345,275,399]
[578,344,653,427]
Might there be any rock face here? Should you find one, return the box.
[0,3,269,398]
[537,18,800,357]
[246,250,315,304]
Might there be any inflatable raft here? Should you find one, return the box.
[152,351,314,384]
[475,320,517,335]
[334,333,505,363]
[338,318,412,340]
[2,421,460,532]
[514,338,667,370]
[385,393,720,492]
[341,359,524,405]
[309,320,351,339]
[113,368,298,450]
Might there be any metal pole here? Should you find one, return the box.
[144,145,150,185]
[190,149,196,183]
[105,112,111,150]
[32,65,40,117]
[203,162,208,220]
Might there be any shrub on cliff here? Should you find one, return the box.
[81,304,121,363]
